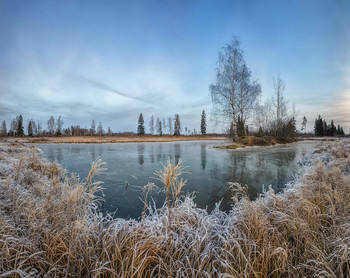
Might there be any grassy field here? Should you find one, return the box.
[0,140,349,277]
[8,135,226,144]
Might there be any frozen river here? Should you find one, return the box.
[35,140,317,219]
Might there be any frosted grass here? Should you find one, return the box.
[0,139,349,277]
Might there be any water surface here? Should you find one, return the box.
[35,140,317,219]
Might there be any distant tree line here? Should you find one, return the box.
[314,115,345,136]
[0,115,112,137]
[0,111,209,138]
[136,111,208,137]
[137,114,182,136]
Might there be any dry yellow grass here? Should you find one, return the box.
[9,135,225,144]
[0,140,349,277]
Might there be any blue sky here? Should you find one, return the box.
[1,0,349,133]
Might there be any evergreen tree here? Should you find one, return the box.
[174,114,181,136]
[314,115,323,136]
[287,117,297,139]
[137,113,145,136]
[301,116,307,134]
[16,115,24,137]
[340,127,345,135]
[201,110,206,135]
[156,118,162,136]
[337,124,341,135]
[28,121,33,137]
[329,120,336,136]
[323,120,328,136]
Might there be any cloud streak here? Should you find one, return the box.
[71,75,155,105]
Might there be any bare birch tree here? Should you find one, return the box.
[167,117,173,135]
[162,118,166,135]
[56,116,63,136]
[1,120,7,136]
[270,74,289,137]
[210,38,245,141]
[272,74,288,122]
[149,115,154,135]
[90,120,96,136]
[236,64,262,136]
[47,116,55,136]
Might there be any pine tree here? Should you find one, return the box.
[323,120,328,136]
[28,121,33,137]
[329,120,336,136]
[340,127,345,135]
[17,115,24,137]
[156,118,162,136]
[287,117,297,139]
[137,113,145,136]
[174,114,181,136]
[301,116,307,134]
[201,110,206,135]
[337,124,341,135]
[314,115,323,136]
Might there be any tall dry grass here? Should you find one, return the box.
[0,140,349,277]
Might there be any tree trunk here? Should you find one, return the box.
[232,55,237,141]
[240,87,246,137]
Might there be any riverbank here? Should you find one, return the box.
[0,140,349,276]
[5,135,226,144]
[215,135,344,149]
[215,136,298,149]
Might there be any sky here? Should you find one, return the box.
[0,0,350,134]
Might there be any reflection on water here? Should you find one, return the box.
[157,144,162,162]
[174,143,181,165]
[138,144,145,166]
[201,143,206,170]
[35,140,317,219]
[149,145,154,164]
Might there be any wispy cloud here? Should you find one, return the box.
[71,75,155,105]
